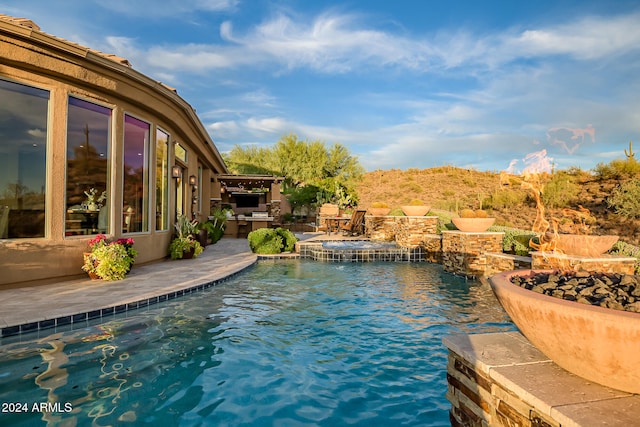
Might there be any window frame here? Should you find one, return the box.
[122,112,152,234]
[0,77,51,240]
[64,94,113,238]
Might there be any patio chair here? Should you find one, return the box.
[316,203,340,233]
[340,210,367,236]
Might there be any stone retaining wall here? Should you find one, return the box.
[365,215,399,240]
[442,231,504,278]
[365,215,438,242]
[485,253,533,277]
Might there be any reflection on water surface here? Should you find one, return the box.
[0,260,514,426]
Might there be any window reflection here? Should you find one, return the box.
[65,97,110,236]
[156,128,169,231]
[0,79,48,239]
[123,114,149,233]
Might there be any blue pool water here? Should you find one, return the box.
[0,260,514,426]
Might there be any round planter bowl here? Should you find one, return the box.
[401,205,431,216]
[489,269,640,394]
[548,234,619,257]
[367,207,391,216]
[451,217,495,232]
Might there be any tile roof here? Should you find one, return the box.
[0,14,132,67]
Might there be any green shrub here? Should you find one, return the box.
[607,178,640,219]
[388,208,405,216]
[428,210,457,233]
[487,189,527,210]
[489,226,536,255]
[594,159,640,180]
[275,227,297,252]
[248,228,298,254]
[541,173,580,208]
[609,240,640,274]
[248,228,283,254]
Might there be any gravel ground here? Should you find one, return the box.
[510,271,640,313]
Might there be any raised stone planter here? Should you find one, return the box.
[365,215,397,241]
[442,231,504,278]
[394,216,438,245]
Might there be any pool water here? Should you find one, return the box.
[0,260,515,426]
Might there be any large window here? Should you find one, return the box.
[66,97,111,236]
[0,79,49,239]
[156,128,169,231]
[123,114,150,233]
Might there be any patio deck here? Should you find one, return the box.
[0,233,357,337]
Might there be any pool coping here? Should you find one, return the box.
[0,238,258,337]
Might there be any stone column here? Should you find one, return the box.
[442,231,504,278]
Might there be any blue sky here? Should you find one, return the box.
[3,0,640,173]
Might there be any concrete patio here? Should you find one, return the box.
[0,237,258,337]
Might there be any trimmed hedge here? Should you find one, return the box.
[248,227,298,254]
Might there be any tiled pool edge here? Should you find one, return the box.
[297,240,428,262]
[0,258,259,338]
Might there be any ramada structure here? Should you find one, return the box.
[0,15,282,286]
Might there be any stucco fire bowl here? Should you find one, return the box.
[489,269,640,394]
[550,234,619,257]
[451,217,495,232]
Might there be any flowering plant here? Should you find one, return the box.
[82,234,137,281]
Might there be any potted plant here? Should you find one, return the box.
[401,199,431,216]
[82,234,137,280]
[169,214,203,259]
[368,202,391,216]
[451,209,495,232]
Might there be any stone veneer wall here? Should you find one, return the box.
[445,335,560,427]
[531,252,637,274]
[485,253,533,277]
[365,216,443,262]
[442,231,504,278]
[395,216,438,245]
[365,215,398,241]
[268,200,281,225]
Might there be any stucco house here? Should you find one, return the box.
[0,15,281,286]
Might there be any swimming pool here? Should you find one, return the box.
[0,260,514,426]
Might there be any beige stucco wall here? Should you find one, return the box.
[0,17,228,286]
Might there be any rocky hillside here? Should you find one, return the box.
[355,166,640,247]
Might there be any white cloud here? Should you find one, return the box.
[118,10,640,78]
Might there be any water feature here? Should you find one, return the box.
[321,241,398,250]
[0,260,514,426]
[301,240,421,262]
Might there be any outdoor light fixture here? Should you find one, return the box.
[189,175,197,186]
[171,166,181,179]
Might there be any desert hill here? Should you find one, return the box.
[355,166,640,247]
